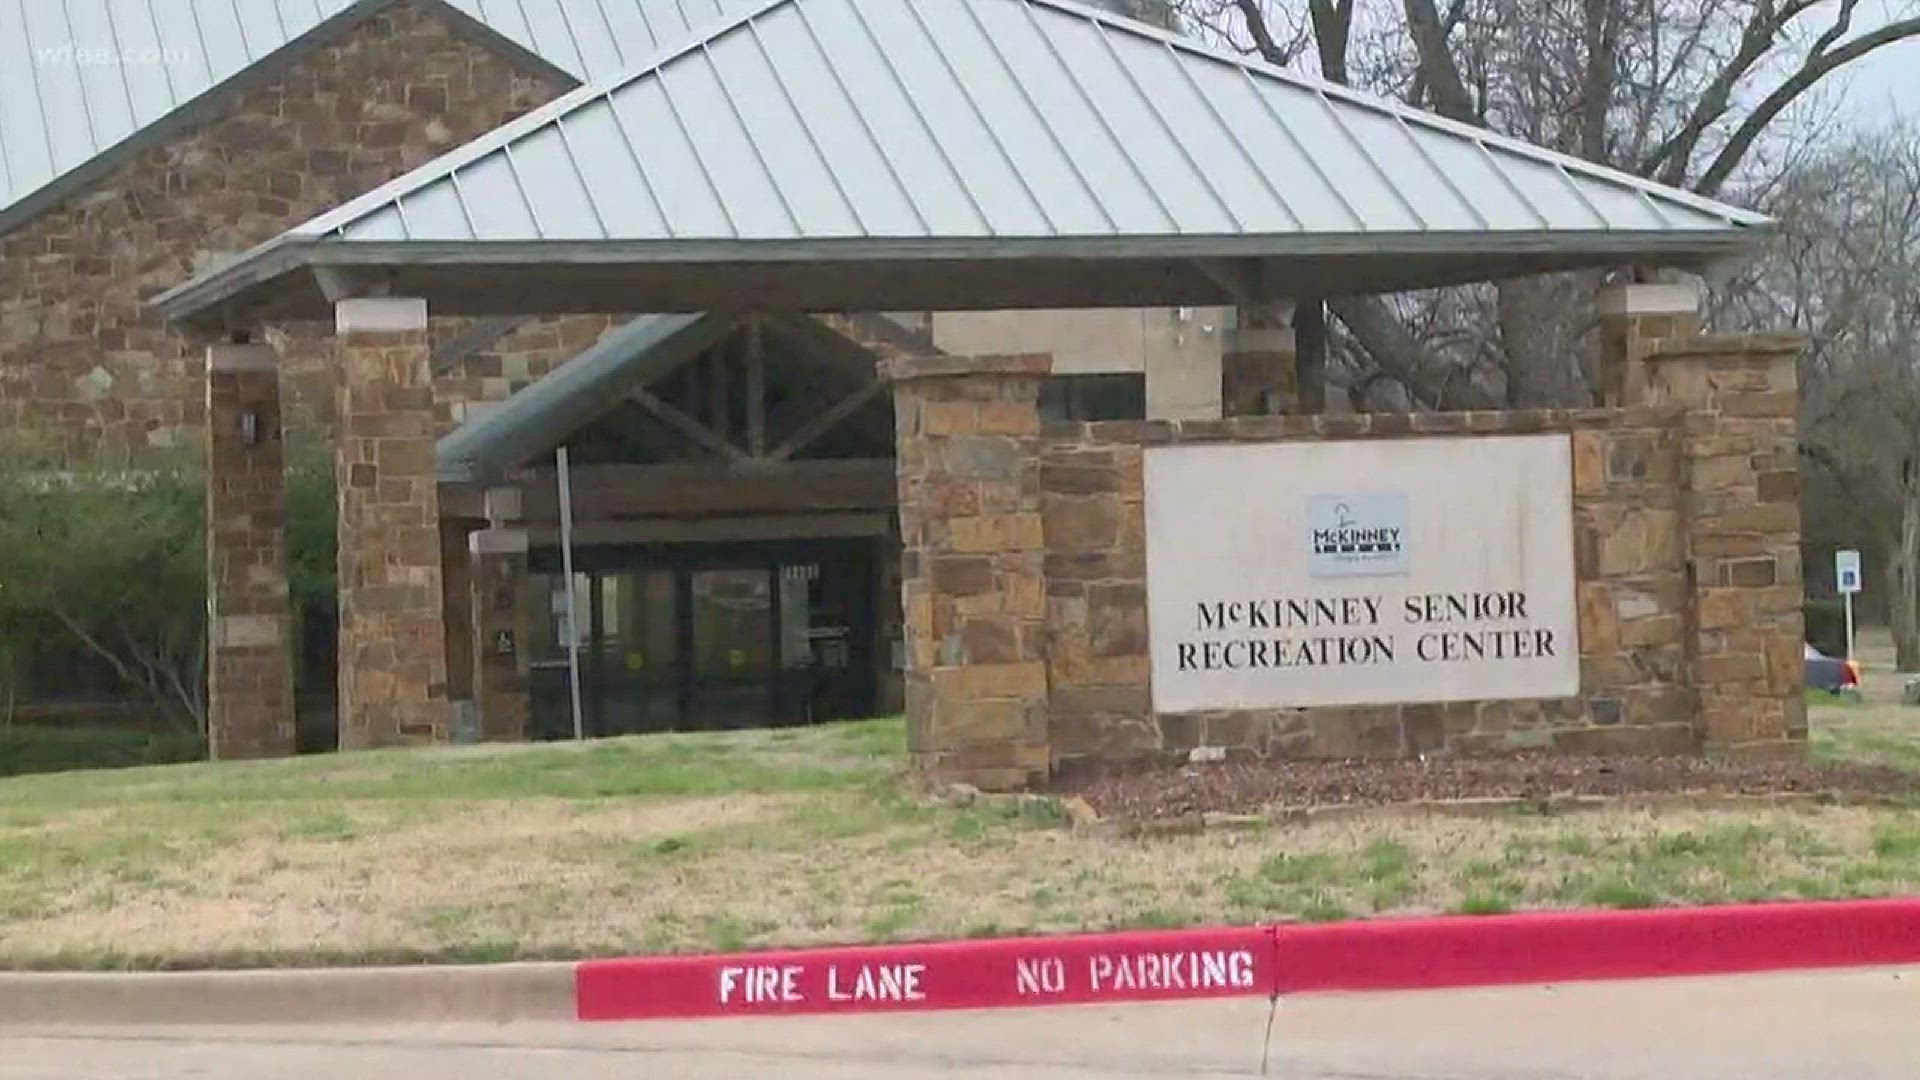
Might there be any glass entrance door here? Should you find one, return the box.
[591,570,678,735]
[526,539,882,737]
[686,568,775,729]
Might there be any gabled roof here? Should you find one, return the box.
[436,312,730,482]
[0,0,756,236]
[290,0,1766,248]
[155,0,1769,324]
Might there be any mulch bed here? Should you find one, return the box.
[1050,755,1920,820]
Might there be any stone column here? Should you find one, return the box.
[469,487,530,742]
[1641,332,1808,759]
[1222,301,1296,417]
[335,298,454,748]
[890,353,1052,792]
[1597,281,1702,407]
[205,343,297,759]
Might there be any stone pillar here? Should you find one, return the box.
[1222,301,1296,417]
[205,343,297,759]
[890,353,1052,791]
[1641,332,1808,759]
[469,487,530,742]
[1597,281,1702,407]
[335,298,454,748]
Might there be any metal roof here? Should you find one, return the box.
[154,0,1769,325]
[0,0,757,236]
[297,0,1769,245]
[436,311,731,482]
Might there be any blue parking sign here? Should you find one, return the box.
[1836,550,1863,595]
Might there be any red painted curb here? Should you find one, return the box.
[576,925,1275,1020]
[574,899,1920,1021]
[1273,898,1920,994]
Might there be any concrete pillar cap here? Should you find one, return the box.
[206,343,277,373]
[469,527,530,557]
[1596,282,1701,318]
[336,297,429,335]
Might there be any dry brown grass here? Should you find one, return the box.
[1,692,1918,969]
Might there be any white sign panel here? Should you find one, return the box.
[1144,434,1580,712]
[1836,550,1862,595]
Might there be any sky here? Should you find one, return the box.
[1822,1,1920,128]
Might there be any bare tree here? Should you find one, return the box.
[1157,0,1920,409]
[1719,131,1920,668]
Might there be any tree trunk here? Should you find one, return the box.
[1894,473,1920,672]
[1497,279,1592,407]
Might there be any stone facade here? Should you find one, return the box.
[204,344,296,759]
[891,353,1054,791]
[1040,407,1697,770]
[900,333,1806,785]
[1645,333,1808,760]
[334,302,453,747]
[0,0,562,450]
[431,314,635,435]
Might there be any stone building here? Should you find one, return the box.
[21,0,1803,783]
[1,0,1227,738]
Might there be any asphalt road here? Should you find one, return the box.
[6,966,1915,1078]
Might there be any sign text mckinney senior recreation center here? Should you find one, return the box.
[1175,589,1560,673]
[1144,434,1581,712]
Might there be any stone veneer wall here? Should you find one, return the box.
[1034,328,1805,773]
[892,354,1054,790]
[1040,407,1702,771]
[0,0,563,449]
[335,314,453,747]
[1645,334,1808,753]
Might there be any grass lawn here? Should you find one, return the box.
[2,660,1918,970]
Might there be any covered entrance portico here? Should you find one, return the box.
[158,0,1791,786]
[434,310,906,739]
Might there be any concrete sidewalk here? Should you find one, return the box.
[7,966,1917,1079]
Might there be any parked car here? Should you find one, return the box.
[1804,643,1861,696]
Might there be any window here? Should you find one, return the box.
[1038,373,1146,422]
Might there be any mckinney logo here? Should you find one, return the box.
[1306,494,1410,578]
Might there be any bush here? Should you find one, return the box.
[1805,598,1848,656]
[0,726,202,779]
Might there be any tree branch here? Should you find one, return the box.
[1236,0,1287,65]
[1697,11,1920,195]
[1640,1,1823,183]
[1327,295,1496,409]
[1578,0,1615,161]
[1307,0,1355,83]
[1402,0,1477,122]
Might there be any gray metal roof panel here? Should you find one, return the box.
[0,0,760,233]
[435,311,732,482]
[280,0,1767,252]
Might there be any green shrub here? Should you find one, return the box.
[0,726,202,779]
[1804,599,1847,656]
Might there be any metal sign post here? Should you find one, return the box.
[558,445,586,742]
[1836,549,1863,662]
